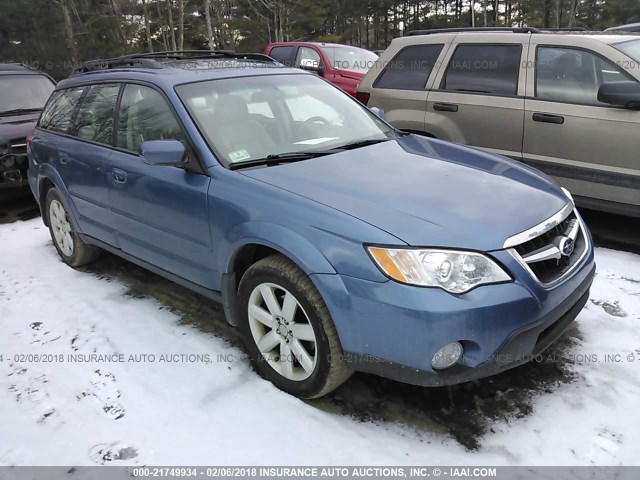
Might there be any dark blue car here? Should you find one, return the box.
[28,51,595,398]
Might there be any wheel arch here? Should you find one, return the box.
[36,167,81,231]
[220,222,338,326]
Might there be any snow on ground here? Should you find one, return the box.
[0,219,639,466]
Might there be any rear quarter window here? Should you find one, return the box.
[374,45,444,90]
[39,86,86,134]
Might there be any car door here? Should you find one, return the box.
[35,84,116,243]
[108,83,215,288]
[427,35,529,159]
[66,83,121,244]
[523,39,640,213]
[369,43,447,131]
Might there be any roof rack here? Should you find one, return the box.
[406,27,541,36]
[406,26,590,36]
[538,27,587,32]
[72,50,277,75]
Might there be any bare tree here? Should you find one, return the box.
[166,0,177,50]
[53,0,79,63]
[177,0,184,50]
[204,0,215,50]
[142,0,154,52]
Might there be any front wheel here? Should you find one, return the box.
[237,254,352,398]
[45,188,100,267]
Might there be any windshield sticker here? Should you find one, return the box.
[229,149,252,162]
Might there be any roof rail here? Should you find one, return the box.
[72,50,277,75]
[538,27,587,32]
[406,27,541,36]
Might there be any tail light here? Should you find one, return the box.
[355,91,370,105]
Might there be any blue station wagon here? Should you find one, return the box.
[28,51,596,398]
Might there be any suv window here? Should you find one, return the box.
[374,45,444,90]
[536,46,636,106]
[297,47,322,69]
[268,46,297,67]
[117,84,184,152]
[442,44,522,95]
[39,86,86,134]
[75,84,120,145]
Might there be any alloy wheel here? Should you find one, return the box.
[49,199,74,257]
[247,283,318,381]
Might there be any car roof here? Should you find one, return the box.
[0,63,48,75]
[56,57,311,90]
[605,22,640,33]
[268,41,367,49]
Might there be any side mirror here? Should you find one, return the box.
[597,81,640,109]
[139,140,186,167]
[299,63,326,75]
[369,106,386,120]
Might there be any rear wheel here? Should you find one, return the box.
[237,254,352,398]
[46,188,100,267]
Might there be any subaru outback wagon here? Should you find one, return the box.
[28,51,595,398]
[357,27,640,217]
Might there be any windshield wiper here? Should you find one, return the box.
[229,136,402,170]
[229,150,338,170]
[0,108,42,116]
[332,136,401,151]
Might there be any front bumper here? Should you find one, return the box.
[312,241,595,387]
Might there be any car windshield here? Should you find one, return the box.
[612,38,640,63]
[176,74,394,166]
[320,46,379,73]
[0,74,55,113]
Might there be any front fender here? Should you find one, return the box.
[221,221,337,276]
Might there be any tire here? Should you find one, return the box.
[45,187,100,267]
[237,254,352,398]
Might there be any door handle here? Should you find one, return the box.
[532,113,565,124]
[59,152,69,165]
[112,168,127,184]
[433,103,459,112]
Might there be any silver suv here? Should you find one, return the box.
[357,27,640,217]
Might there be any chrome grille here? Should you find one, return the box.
[507,207,588,286]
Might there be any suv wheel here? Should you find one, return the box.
[237,254,352,398]
[46,188,100,267]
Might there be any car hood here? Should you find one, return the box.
[0,112,39,145]
[240,135,569,251]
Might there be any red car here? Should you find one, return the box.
[263,42,378,97]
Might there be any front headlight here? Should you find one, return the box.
[367,247,511,294]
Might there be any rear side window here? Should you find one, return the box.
[39,86,85,134]
[374,45,444,90]
[75,84,120,145]
[117,84,184,152]
[268,46,297,67]
[442,44,522,95]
